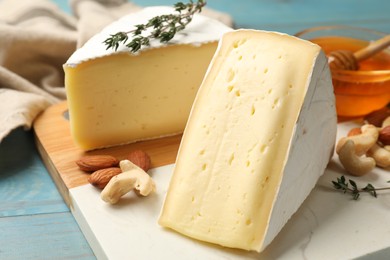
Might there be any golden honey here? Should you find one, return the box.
[310,36,390,117]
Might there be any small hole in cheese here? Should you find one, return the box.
[272,98,280,110]
[260,144,268,154]
[226,69,235,82]
[251,105,256,115]
[235,90,241,97]
[264,68,268,74]
[232,39,247,49]
[227,85,234,92]
[246,218,252,226]
[228,153,235,165]
[202,164,207,171]
[238,55,243,61]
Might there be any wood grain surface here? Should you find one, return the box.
[0,212,95,259]
[0,127,95,259]
[33,101,181,207]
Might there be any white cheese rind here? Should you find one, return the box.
[262,50,336,250]
[66,6,232,66]
[159,29,337,252]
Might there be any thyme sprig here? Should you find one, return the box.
[103,0,206,52]
[332,175,390,200]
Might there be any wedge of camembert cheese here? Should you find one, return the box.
[64,7,232,150]
[159,30,337,252]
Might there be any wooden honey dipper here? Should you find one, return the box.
[328,34,390,70]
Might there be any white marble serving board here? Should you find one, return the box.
[69,122,390,260]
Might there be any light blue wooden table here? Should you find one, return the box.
[1,0,389,259]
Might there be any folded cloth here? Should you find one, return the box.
[0,0,233,143]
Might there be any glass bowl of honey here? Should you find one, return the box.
[295,26,390,118]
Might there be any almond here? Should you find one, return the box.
[364,107,390,127]
[76,155,119,172]
[379,125,390,146]
[88,167,122,189]
[127,150,151,172]
[347,127,362,137]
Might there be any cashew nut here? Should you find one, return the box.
[338,140,376,176]
[367,143,390,168]
[336,124,378,156]
[101,160,156,204]
[120,159,141,172]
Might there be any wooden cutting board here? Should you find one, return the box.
[33,101,181,207]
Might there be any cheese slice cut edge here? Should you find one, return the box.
[64,43,219,150]
[158,29,337,252]
[63,7,232,150]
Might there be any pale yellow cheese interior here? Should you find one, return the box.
[159,30,321,251]
[64,43,217,150]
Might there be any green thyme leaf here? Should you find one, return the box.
[103,0,206,52]
[331,175,390,200]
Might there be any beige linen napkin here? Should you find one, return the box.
[0,0,233,143]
